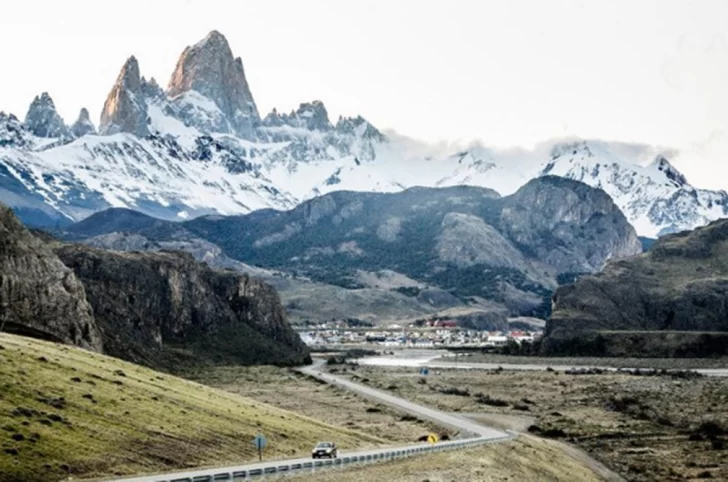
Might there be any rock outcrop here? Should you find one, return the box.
[0,202,310,368]
[544,218,728,355]
[55,245,309,367]
[0,112,33,148]
[0,205,101,350]
[262,101,333,131]
[99,56,150,137]
[24,92,71,138]
[499,176,642,274]
[167,30,260,139]
[70,107,97,137]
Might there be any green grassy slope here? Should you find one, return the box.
[0,333,384,482]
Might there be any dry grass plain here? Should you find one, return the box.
[335,364,728,481]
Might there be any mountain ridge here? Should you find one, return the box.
[60,177,642,322]
[0,202,310,368]
[0,30,726,237]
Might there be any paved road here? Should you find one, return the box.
[298,360,508,438]
[104,360,510,482]
[103,444,438,482]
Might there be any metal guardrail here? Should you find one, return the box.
[147,434,516,482]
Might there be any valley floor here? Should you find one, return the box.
[334,364,728,481]
[4,332,688,482]
[460,353,728,370]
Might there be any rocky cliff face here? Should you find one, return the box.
[167,30,260,139]
[0,205,101,350]
[99,56,150,136]
[55,245,310,367]
[499,176,642,274]
[0,202,309,367]
[544,218,728,355]
[24,92,71,139]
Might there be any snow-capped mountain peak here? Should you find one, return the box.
[24,92,71,140]
[648,155,688,188]
[99,55,150,137]
[167,29,259,139]
[0,30,726,238]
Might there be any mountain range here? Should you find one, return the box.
[60,176,642,324]
[0,30,726,238]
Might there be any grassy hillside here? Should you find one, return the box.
[0,333,384,482]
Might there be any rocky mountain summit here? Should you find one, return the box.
[544,218,728,356]
[0,203,309,368]
[70,107,97,137]
[24,92,71,139]
[167,30,260,139]
[99,56,151,137]
[0,30,726,238]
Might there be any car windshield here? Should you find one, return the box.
[316,442,332,448]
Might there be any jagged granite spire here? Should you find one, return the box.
[141,76,164,99]
[293,101,332,131]
[24,92,71,138]
[70,108,97,137]
[167,30,260,139]
[262,101,332,131]
[99,56,150,137]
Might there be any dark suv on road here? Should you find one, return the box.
[312,441,338,459]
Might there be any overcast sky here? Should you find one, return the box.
[1,0,726,189]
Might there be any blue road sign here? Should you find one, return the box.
[253,433,267,461]
[254,434,267,450]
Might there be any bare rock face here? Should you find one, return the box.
[167,30,260,139]
[24,92,71,139]
[436,212,529,271]
[55,245,310,367]
[262,101,333,131]
[70,108,97,137]
[0,205,101,350]
[499,176,643,274]
[99,56,150,137]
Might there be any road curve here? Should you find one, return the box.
[298,360,508,438]
[102,360,511,482]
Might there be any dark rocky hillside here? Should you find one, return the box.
[182,177,641,317]
[544,218,728,356]
[61,178,641,319]
[0,203,310,368]
[0,205,102,350]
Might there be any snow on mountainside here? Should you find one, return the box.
[0,30,726,236]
